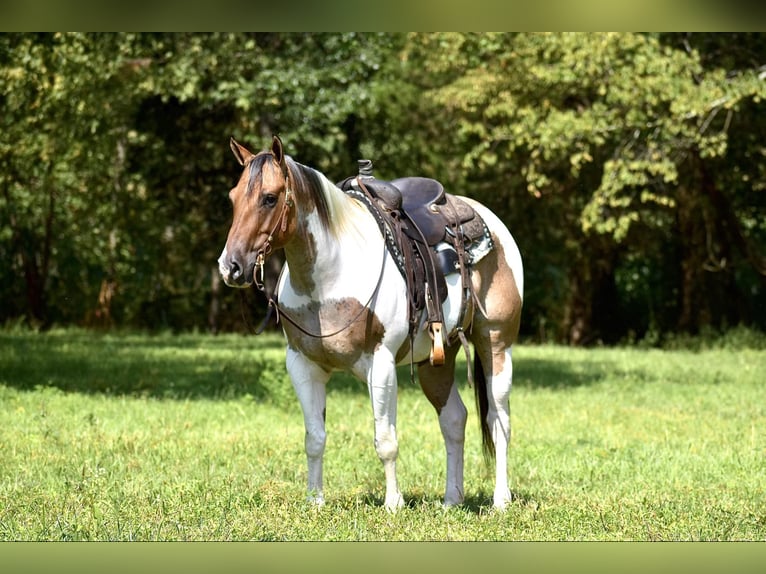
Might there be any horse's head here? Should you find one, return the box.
[218,136,296,288]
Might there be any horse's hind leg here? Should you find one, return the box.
[473,332,515,509]
[460,198,523,510]
[418,345,467,506]
[469,238,522,510]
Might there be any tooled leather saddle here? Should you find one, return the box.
[337,160,492,367]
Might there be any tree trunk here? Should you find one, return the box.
[14,162,56,328]
[563,237,620,345]
[674,153,751,333]
[676,166,711,333]
[208,266,221,333]
[21,244,47,325]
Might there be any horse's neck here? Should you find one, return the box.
[284,198,379,297]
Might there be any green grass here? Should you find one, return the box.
[1,328,764,540]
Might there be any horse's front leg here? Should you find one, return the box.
[286,347,331,506]
[366,349,404,511]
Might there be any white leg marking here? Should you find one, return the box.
[367,350,404,511]
[488,347,513,509]
[286,347,331,506]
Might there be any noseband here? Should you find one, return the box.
[254,177,293,291]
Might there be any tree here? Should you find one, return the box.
[124,33,406,330]
[0,33,147,327]
[410,32,766,342]
[0,33,407,330]
[2,33,764,341]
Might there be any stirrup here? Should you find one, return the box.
[429,321,445,366]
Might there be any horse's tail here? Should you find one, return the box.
[473,352,495,465]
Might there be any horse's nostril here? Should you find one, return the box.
[230,259,242,279]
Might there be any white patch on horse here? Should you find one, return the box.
[217,246,229,283]
[219,138,523,512]
[485,347,514,508]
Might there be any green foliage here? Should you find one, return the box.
[1,330,765,540]
[413,32,766,341]
[1,34,138,323]
[1,33,765,343]
[646,324,766,352]
[422,33,764,240]
[0,33,404,330]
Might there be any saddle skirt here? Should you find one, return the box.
[337,163,495,365]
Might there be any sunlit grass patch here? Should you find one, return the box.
[0,329,764,540]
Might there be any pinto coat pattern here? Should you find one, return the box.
[218,136,523,510]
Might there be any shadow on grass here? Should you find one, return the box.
[0,330,287,402]
[513,356,608,390]
[353,489,539,518]
[0,330,605,403]
[328,354,608,395]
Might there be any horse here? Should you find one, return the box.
[218,136,523,511]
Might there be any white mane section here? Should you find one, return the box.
[313,170,373,243]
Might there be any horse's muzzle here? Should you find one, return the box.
[218,247,254,288]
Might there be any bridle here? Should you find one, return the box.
[253,242,388,339]
[253,186,293,291]
[249,166,388,339]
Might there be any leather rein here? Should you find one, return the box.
[250,178,389,339]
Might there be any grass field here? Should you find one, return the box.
[0,328,764,541]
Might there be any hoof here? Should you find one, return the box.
[384,492,405,512]
[307,493,325,507]
[493,489,512,511]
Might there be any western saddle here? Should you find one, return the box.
[338,160,492,368]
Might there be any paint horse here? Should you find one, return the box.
[218,136,523,510]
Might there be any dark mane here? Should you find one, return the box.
[245,153,273,196]
[285,156,333,231]
[244,150,334,233]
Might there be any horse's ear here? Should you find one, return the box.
[271,135,286,172]
[230,137,254,166]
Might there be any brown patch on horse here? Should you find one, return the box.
[417,345,459,414]
[283,229,318,296]
[472,234,522,339]
[470,234,523,373]
[283,298,386,370]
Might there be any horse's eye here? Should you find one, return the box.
[262,194,278,208]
